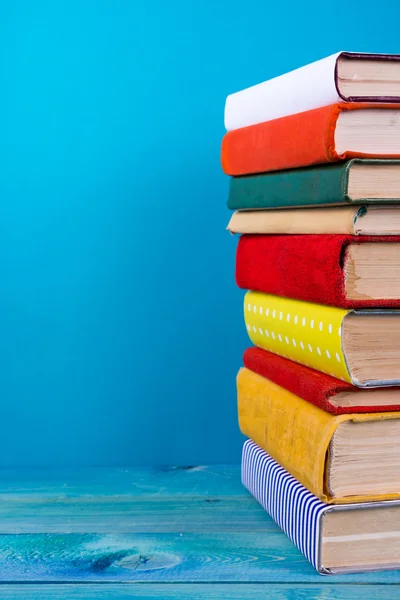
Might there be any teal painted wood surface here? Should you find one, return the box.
[0,584,398,600]
[1,531,400,584]
[0,466,242,497]
[0,466,399,597]
[0,496,273,533]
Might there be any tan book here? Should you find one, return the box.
[228,205,400,235]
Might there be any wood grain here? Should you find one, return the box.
[0,466,242,497]
[0,584,399,599]
[0,532,399,583]
[0,465,399,593]
[0,495,274,533]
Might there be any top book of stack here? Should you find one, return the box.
[222,52,400,175]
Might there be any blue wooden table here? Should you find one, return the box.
[0,465,398,598]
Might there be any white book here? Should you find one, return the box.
[224,52,400,131]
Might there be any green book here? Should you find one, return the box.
[228,159,400,210]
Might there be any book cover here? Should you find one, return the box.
[228,206,368,235]
[238,367,400,504]
[243,346,400,415]
[244,290,351,383]
[221,103,400,176]
[236,234,400,308]
[242,439,328,572]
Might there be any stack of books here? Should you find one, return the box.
[223,52,400,575]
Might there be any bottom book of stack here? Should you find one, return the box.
[242,439,400,574]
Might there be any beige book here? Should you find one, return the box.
[228,205,400,235]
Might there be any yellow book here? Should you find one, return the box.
[244,291,400,387]
[238,367,400,504]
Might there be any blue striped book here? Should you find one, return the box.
[242,439,400,575]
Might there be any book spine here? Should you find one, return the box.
[227,207,359,235]
[237,234,350,307]
[244,291,351,381]
[224,53,340,131]
[242,439,328,572]
[243,347,353,415]
[245,346,400,413]
[238,367,342,500]
[221,104,339,175]
[227,163,349,210]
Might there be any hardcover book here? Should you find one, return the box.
[243,347,400,414]
[236,234,400,308]
[228,205,400,236]
[244,290,400,387]
[228,160,400,210]
[238,367,400,504]
[225,52,400,131]
[221,103,400,176]
[242,439,400,574]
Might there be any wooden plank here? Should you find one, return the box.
[0,495,276,533]
[0,466,243,498]
[0,532,399,584]
[0,465,399,588]
[0,584,399,599]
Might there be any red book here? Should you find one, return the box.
[244,347,400,415]
[236,234,400,308]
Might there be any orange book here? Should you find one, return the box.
[221,103,400,176]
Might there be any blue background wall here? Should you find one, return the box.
[0,1,397,466]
